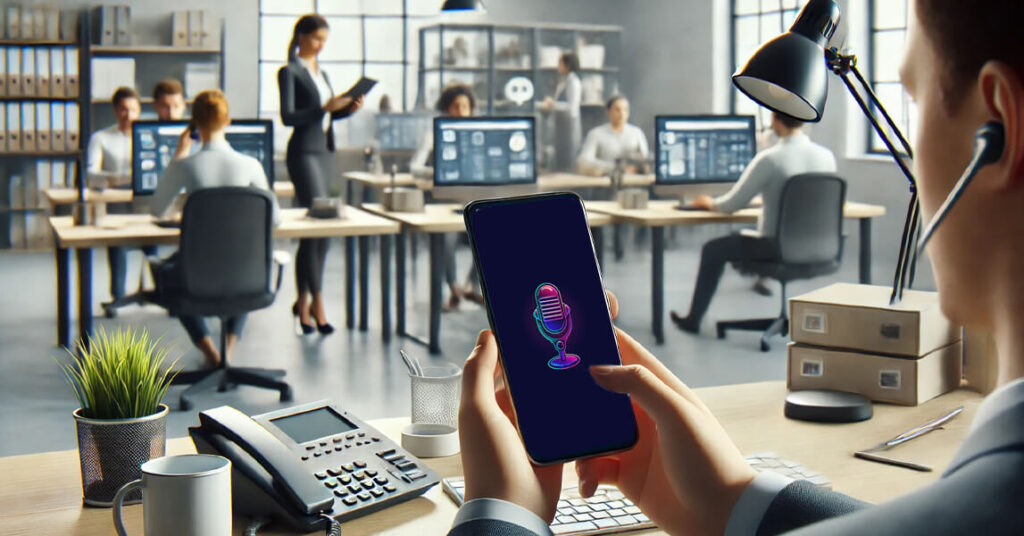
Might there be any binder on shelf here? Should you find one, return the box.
[24,161,40,209]
[6,98,19,152]
[7,47,20,98]
[35,102,50,152]
[20,101,35,152]
[0,47,6,97]
[36,47,50,98]
[0,3,5,40]
[65,102,79,150]
[9,174,24,210]
[93,5,115,46]
[32,160,49,209]
[18,5,32,40]
[49,45,64,97]
[5,4,20,40]
[44,6,61,41]
[64,47,78,96]
[21,47,36,97]
[171,11,188,47]
[10,211,26,249]
[52,160,68,188]
[188,10,201,47]
[32,5,46,40]
[0,103,6,153]
[200,11,219,48]
[59,8,78,42]
[115,5,131,45]
[51,102,65,151]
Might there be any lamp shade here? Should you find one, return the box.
[732,0,840,122]
[441,0,486,12]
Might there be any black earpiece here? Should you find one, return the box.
[916,121,1006,254]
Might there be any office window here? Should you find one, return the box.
[730,0,800,130]
[258,0,431,150]
[868,0,916,154]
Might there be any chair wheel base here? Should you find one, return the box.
[716,326,726,339]
[179,398,194,411]
[760,340,770,352]
[280,386,294,402]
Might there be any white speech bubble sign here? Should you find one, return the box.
[504,77,535,106]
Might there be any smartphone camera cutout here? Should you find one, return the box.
[533,283,581,370]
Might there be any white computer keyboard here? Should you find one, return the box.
[442,452,828,535]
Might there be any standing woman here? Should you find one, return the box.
[543,52,583,171]
[278,14,363,335]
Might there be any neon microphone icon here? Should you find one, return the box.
[533,283,581,370]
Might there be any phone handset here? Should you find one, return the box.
[197,406,333,515]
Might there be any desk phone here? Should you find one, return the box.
[189,401,440,532]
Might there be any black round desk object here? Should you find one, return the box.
[784,390,873,423]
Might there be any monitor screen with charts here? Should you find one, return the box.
[655,115,756,184]
[433,117,536,186]
[132,120,274,196]
[377,113,434,151]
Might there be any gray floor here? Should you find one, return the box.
[0,222,911,457]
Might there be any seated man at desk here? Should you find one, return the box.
[410,84,483,308]
[449,1,1024,534]
[150,89,280,368]
[669,111,836,334]
[576,95,650,176]
[86,86,157,313]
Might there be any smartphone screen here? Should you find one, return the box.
[466,193,638,464]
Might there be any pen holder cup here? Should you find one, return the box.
[410,363,462,429]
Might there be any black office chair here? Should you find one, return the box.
[150,187,293,410]
[716,173,846,352]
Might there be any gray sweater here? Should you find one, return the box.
[713,132,836,238]
[150,138,280,226]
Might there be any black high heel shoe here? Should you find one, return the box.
[315,320,335,335]
[292,303,315,335]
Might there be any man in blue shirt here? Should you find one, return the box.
[449,0,1024,534]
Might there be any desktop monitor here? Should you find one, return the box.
[132,119,275,196]
[432,116,538,205]
[377,112,434,151]
[653,115,756,205]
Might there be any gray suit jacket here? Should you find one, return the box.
[761,399,1024,535]
[276,61,355,153]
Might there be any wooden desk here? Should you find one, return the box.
[361,203,612,355]
[43,183,296,210]
[586,200,887,344]
[339,172,654,196]
[49,208,400,349]
[0,382,982,535]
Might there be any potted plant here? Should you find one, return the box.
[59,326,179,507]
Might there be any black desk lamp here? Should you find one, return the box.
[733,0,919,304]
[441,0,486,12]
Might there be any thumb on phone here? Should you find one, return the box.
[590,364,687,424]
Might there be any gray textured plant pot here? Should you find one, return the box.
[73,404,168,507]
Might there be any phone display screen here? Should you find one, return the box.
[270,407,357,444]
[466,193,637,464]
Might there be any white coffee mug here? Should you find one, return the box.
[112,454,232,536]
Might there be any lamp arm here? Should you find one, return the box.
[829,51,922,304]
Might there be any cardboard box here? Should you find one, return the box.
[962,327,998,395]
[787,341,962,406]
[789,283,959,357]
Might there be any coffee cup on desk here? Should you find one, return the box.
[112,454,232,536]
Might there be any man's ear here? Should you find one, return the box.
[979,61,1024,187]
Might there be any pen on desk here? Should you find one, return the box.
[854,451,933,472]
[399,349,422,376]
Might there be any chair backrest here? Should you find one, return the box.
[775,173,846,264]
[178,187,274,302]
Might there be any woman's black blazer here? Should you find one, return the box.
[277,60,355,153]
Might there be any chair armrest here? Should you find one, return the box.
[272,250,291,294]
[739,228,761,239]
[273,250,293,267]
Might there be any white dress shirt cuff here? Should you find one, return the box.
[724,471,794,536]
[452,498,554,535]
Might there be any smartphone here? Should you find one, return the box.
[465,192,638,465]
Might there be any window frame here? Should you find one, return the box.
[729,0,800,130]
[866,0,913,156]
